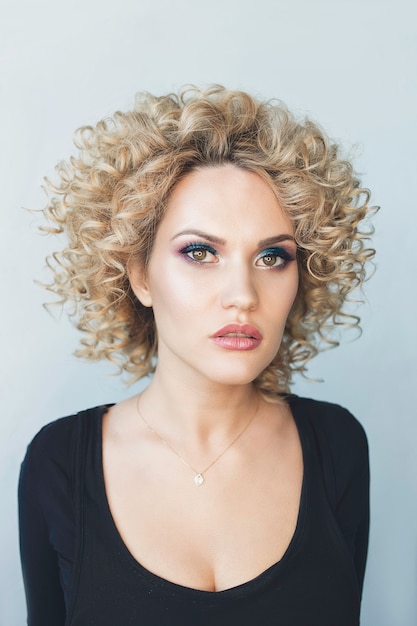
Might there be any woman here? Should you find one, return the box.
[19,86,375,625]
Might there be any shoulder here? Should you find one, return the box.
[20,405,111,487]
[287,394,368,454]
[286,395,369,506]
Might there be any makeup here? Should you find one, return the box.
[177,242,296,270]
[210,324,263,351]
[178,242,218,264]
[132,164,299,387]
[255,247,295,269]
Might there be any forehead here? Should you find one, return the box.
[158,164,294,239]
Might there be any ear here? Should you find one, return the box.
[127,260,153,308]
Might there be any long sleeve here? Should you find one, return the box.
[332,416,370,596]
[18,416,78,625]
[19,442,67,624]
[316,402,370,597]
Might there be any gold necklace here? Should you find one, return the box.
[136,394,259,486]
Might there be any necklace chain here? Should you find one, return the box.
[136,394,259,486]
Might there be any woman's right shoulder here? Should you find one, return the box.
[21,405,111,474]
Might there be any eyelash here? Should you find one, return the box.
[255,247,295,269]
[179,243,295,269]
[180,243,218,264]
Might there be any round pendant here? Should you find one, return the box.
[194,474,204,486]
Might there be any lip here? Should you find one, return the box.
[210,324,263,351]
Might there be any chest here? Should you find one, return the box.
[102,431,303,592]
[68,416,361,626]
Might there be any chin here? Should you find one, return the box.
[204,363,268,388]
[214,350,277,384]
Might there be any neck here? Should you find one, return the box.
[140,368,260,446]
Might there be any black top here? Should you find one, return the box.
[19,396,370,625]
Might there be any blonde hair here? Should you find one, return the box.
[42,85,376,394]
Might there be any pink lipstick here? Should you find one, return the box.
[210,324,263,351]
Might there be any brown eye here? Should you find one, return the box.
[181,243,219,264]
[262,254,277,267]
[255,247,292,269]
[191,249,207,261]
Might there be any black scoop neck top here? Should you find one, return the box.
[19,395,369,625]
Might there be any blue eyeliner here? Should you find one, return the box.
[256,246,296,269]
[180,243,217,255]
[260,247,294,261]
[178,242,296,267]
[179,242,218,264]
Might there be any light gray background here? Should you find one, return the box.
[2,0,416,623]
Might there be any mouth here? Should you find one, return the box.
[210,324,263,351]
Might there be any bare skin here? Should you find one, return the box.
[102,390,303,592]
[102,164,303,592]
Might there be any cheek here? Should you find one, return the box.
[276,278,299,334]
[147,262,207,322]
[288,274,300,311]
[272,269,299,316]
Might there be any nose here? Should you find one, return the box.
[220,264,259,312]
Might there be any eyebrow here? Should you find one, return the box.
[171,229,296,247]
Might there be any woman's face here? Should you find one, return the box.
[130,163,299,388]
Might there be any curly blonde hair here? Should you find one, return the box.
[42,85,376,394]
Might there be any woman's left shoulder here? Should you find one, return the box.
[286,394,369,459]
[286,395,369,518]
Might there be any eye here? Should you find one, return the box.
[255,247,294,269]
[180,243,218,264]
[260,253,281,267]
[190,248,208,262]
